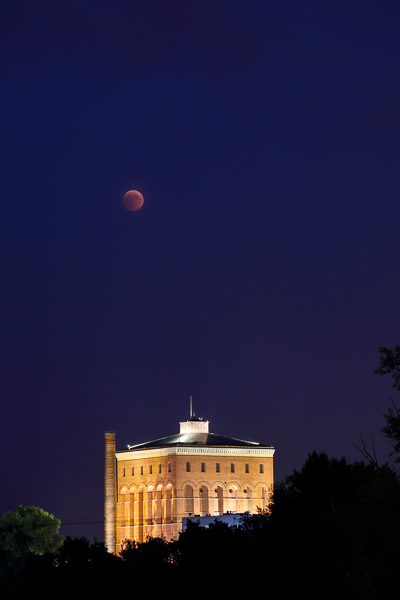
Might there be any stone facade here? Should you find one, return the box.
[104,418,274,553]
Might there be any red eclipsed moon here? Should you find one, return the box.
[123,190,144,211]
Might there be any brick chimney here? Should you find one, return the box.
[104,431,116,553]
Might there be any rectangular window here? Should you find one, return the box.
[141,466,143,476]
[216,462,220,473]
[159,464,162,474]
[150,465,152,474]
[260,463,264,474]
[131,467,134,476]
[186,462,191,472]
[245,463,249,473]
[168,462,171,473]
[201,462,205,472]
[123,467,125,477]
[231,463,235,473]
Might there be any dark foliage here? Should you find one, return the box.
[381,401,400,463]
[174,518,240,592]
[375,345,400,391]
[1,453,399,599]
[270,452,400,599]
[120,536,173,573]
[375,345,400,463]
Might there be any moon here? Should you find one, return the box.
[123,190,144,212]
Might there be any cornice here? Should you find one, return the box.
[116,445,275,461]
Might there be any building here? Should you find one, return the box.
[104,412,275,553]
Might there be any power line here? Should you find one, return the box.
[60,518,103,525]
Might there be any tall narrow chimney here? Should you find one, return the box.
[104,431,116,553]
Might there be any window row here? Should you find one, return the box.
[122,463,172,477]
[186,462,264,474]
[122,462,265,477]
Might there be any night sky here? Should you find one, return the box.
[1,0,400,542]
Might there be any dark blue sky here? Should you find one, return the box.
[1,0,400,541]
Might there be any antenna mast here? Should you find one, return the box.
[190,396,193,419]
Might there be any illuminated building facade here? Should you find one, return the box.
[104,415,274,553]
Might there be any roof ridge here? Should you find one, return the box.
[127,431,264,450]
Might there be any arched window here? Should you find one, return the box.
[147,489,153,524]
[138,489,144,543]
[185,485,194,514]
[231,463,235,473]
[200,487,209,514]
[230,486,238,512]
[246,486,252,510]
[261,487,266,510]
[129,490,134,536]
[216,485,223,514]
[201,462,205,472]
[120,488,126,528]
[216,462,220,473]
[156,485,163,525]
[245,463,249,473]
[166,485,172,524]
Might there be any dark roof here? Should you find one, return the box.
[119,432,272,452]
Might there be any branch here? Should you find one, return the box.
[350,432,378,466]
